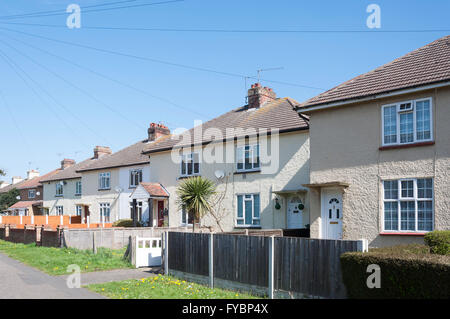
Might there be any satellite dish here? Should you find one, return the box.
[36,192,41,196]
[16,195,21,200]
[214,170,225,179]
[59,181,64,186]
[115,186,123,193]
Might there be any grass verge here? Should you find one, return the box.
[87,274,262,299]
[0,239,132,275]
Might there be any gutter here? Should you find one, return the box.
[296,80,450,113]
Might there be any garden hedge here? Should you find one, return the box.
[112,219,142,227]
[340,246,450,299]
[424,230,450,255]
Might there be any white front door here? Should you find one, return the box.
[287,196,303,229]
[321,189,343,239]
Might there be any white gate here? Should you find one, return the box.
[135,236,162,268]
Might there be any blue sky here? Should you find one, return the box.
[0,0,449,180]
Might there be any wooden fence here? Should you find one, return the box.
[164,232,366,299]
[0,215,112,229]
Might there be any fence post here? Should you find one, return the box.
[209,233,214,288]
[46,215,48,225]
[268,236,275,299]
[0,215,2,224]
[20,215,23,225]
[164,231,169,275]
[31,215,34,225]
[357,239,368,252]
[60,215,63,226]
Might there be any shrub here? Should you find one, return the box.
[424,230,450,255]
[340,245,450,299]
[112,219,139,227]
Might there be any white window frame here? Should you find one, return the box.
[55,183,63,196]
[55,205,64,216]
[235,193,261,228]
[381,97,433,146]
[236,143,260,172]
[100,202,111,223]
[75,181,82,195]
[180,206,193,227]
[381,178,434,233]
[180,153,200,177]
[129,169,143,188]
[98,172,111,190]
[75,205,82,216]
[28,189,36,199]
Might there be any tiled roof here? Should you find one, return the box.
[76,140,150,172]
[16,169,60,189]
[0,180,28,194]
[40,158,97,183]
[8,200,42,209]
[140,183,169,197]
[143,97,309,154]
[298,35,450,109]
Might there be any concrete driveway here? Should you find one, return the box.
[0,252,104,299]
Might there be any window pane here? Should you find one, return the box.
[384,180,398,199]
[383,106,397,144]
[181,159,186,175]
[400,201,415,231]
[236,147,243,170]
[417,178,433,199]
[416,100,431,141]
[253,194,260,225]
[253,144,260,168]
[401,180,414,198]
[244,199,253,225]
[418,200,433,231]
[384,202,398,231]
[400,112,414,143]
[237,195,243,218]
[244,147,252,170]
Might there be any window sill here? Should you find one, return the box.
[235,225,261,229]
[380,232,428,236]
[98,188,111,191]
[379,141,434,151]
[55,195,63,198]
[75,194,81,196]
[234,169,261,175]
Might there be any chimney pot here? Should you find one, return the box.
[27,170,40,180]
[61,159,76,170]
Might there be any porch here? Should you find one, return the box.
[130,182,170,227]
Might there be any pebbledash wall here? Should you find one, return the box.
[148,131,310,232]
[307,87,450,247]
[79,165,150,223]
[43,178,81,216]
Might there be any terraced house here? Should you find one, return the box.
[141,84,311,232]
[296,35,450,247]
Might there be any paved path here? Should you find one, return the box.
[0,253,104,299]
[59,267,161,285]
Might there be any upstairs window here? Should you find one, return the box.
[28,189,36,199]
[75,181,82,195]
[55,183,63,196]
[130,169,143,188]
[98,172,111,190]
[236,144,260,172]
[180,153,200,177]
[382,98,432,146]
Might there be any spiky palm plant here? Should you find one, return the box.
[176,176,216,232]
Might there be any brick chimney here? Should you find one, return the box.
[61,159,76,170]
[247,83,276,109]
[27,169,40,180]
[93,146,112,159]
[148,123,170,142]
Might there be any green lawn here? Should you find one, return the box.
[87,274,262,299]
[0,240,132,275]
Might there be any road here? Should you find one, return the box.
[0,252,104,299]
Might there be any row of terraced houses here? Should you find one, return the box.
[1,35,449,247]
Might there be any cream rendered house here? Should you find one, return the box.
[75,137,156,224]
[296,35,450,247]
[141,84,311,232]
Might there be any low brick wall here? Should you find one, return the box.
[0,224,62,247]
[41,229,60,247]
[24,227,37,244]
[9,228,25,243]
[0,226,4,240]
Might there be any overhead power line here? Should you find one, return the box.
[0,27,324,90]
[0,21,448,33]
[0,0,184,20]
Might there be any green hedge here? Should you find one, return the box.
[341,246,450,299]
[112,219,142,227]
[424,230,450,255]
